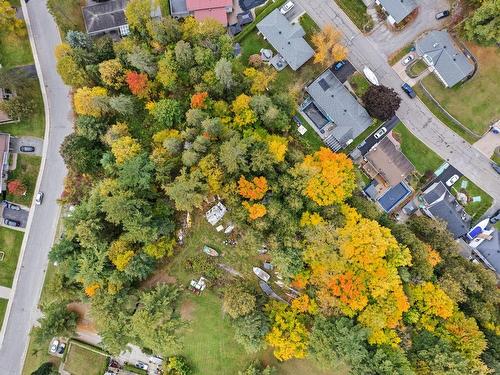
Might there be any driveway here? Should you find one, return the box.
[357,115,400,155]
[392,56,431,86]
[1,203,29,228]
[473,129,500,158]
[367,0,451,57]
[332,60,356,83]
[10,136,43,156]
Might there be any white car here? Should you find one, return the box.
[35,191,44,205]
[50,339,59,353]
[402,55,414,65]
[446,174,459,187]
[280,1,295,15]
[373,127,387,140]
[135,361,149,371]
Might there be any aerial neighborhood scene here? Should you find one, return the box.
[0,0,498,374]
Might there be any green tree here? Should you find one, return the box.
[127,47,157,76]
[464,0,500,45]
[238,362,276,375]
[214,58,234,90]
[233,311,269,353]
[174,40,194,68]
[60,133,104,174]
[66,30,92,50]
[31,362,58,375]
[75,115,108,141]
[223,284,256,319]
[164,356,191,375]
[146,17,181,45]
[164,169,207,212]
[150,99,182,128]
[109,94,136,116]
[34,304,78,344]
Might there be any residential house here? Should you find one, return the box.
[362,135,415,212]
[239,0,266,11]
[420,181,471,238]
[256,9,314,71]
[0,133,11,192]
[415,30,474,88]
[375,0,417,25]
[170,0,233,25]
[301,68,372,151]
[465,219,500,275]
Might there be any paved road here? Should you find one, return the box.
[298,0,500,204]
[0,0,73,373]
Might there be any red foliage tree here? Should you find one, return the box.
[125,71,149,96]
[7,179,27,196]
[190,91,209,109]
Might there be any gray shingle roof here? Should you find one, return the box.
[476,230,500,274]
[378,0,417,24]
[83,0,128,34]
[306,69,372,144]
[256,9,314,70]
[416,30,474,88]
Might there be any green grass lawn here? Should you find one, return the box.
[413,84,479,144]
[334,0,373,32]
[492,153,500,165]
[239,31,272,67]
[22,328,61,375]
[46,0,86,35]
[63,343,109,375]
[0,227,24,288]
[6,154,42,206]
[392,122,443,175]
[450,177,493,223]
[388,43,413,66]
[348,71,370,98]
[0,31,33,70]
[300,13,321,45]
[159,0,170,16]
[408,60,427,76]
[420,45,499,136]
[294,112,324,152]
[0,298,8,331]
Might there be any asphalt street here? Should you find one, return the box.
[298,0,500,204]
[0,0,73,373]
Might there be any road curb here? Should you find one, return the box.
[0,0,55,351]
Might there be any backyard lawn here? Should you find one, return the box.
[0,227,23,288]
[392,122,443,175]
[46,0,86,35]
[420,44,499,137]
[63,342,109,375]
[334,0,373,32]
[6,154,42,206]
[0,298,8,331]
[348,71,370,98]
[294,112,324,152]
[450,177,493,223]
[0,30,33,70]
[408,60,428,77]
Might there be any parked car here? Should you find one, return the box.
[6,202,21,211]
[333,60,346,71]
[435,10,450,20]
[373,127,387,140]
[401,83,416,98]
[20,145,35,152]
[50,339,59,353]
[280,1,294,15]
[445,174,459,187]
[491,163,500,174]
[35,191,44,205]
[135,361,149,370]
[402,55,414,65]
[57,343,66,355]
[490,209,500,224]
[4,218,20,227]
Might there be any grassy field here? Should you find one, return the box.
[0,298,8,331]
[420,44,499,136]
[46,0,86,35]
[334,0,373,32]
[294,112,324,152]
[392,122,443,175]
[0,31,33,70]
[408,60,428,76]
[450,177,493,223]
[22,328,61,375]
[348,71,370,98]
[6,154,42,206]
[388,43,413,66]
[0,227,24,288]
[63,343,109,375]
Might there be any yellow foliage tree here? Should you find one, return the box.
[408,282,454,331]
[242,201,267,220]
[300,211,325,227]
[291,295,318,315]
[238,176,268,200]
[231,94,256,127]
[84,282,100,297]
[0,0,26,36]
[199,154,224,194]
[125,0,158,30]
[267,135,288,162]
[99,59,125,89]
[108,238,135,271]
[311,25,348,66]
[144,237,176,259]
[111,136,142,164]
[298,147,355,206]
[243,67,277,94]
[74,86,108,117]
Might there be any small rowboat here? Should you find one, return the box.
[253,267,270,282]
[203,245,219,257]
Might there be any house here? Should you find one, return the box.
[420,181,471,238]
[170,0,233,25]
[362,135,415,212]
[301,68,372,151]
[464,219,500,275]
[0,133,11,192]
[256,9,314,71]
[239,0,266,11]
[375,0,417,25]
[415,30,474,88]
[206,202,227,225]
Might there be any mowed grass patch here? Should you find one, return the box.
[450,176,493,223]
[0,31,33,69]
[0,227,24,288]
[392,122,443,175]
[63,343,109,375]
[388,43,413,66]
[0,298,8,331]
[421,44,499,136]
[6,154,42,206]
[334,0,373,32]
[294,112,324,152]
[348,71,370,98]
[47,0,86,35]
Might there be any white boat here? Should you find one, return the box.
[363,66,379,86]
[253,267,270,282]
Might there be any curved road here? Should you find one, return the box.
[298,0,500,203]
[0,0,72,373]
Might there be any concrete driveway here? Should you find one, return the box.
[473,129,500,158]
[10,136,43,156]
[367,0,451,57]
[1,203,29,228]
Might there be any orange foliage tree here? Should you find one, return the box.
[311,25,348,66]
[190,91,209,109]
[126,71,149,97]
[242,201,267,220]
[238,176,268,200]
[7,179,26,196]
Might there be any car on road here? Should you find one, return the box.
[50,339,59,353]
[491,163,500,174]
[280,1,294,15]
[402,55,414,66]
[401,83,416,98]
[57,343,66,355]
[20,145,35,152]
[333,60,346,71]
[373,127,387,140]
[4,218,20,227]
[35,191,44,205]
[490,209,500,224]
[6,202,21,210]
[445,174,459,187]
[135,361,149,370]
[435,10,450,20]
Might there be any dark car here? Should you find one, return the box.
[6,202,21,211]
[20,145,35,152]
[491,163,500,174]
[435,10,450,20]
[57,343,66,355]
[4,218,20,227]
[490,209,500,224]
[333,60,346,71]
[401,83,416,98]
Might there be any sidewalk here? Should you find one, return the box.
[0,287,11,300]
